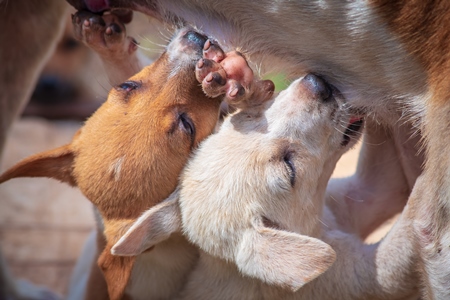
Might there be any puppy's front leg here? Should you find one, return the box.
[72,11,150,86]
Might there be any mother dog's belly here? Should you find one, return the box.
[159,0,428,121]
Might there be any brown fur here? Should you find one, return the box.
[370,2,450,297]
[0,29,223,299]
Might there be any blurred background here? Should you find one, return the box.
[0,7,365,298]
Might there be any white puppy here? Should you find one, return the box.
[113,74,418,299]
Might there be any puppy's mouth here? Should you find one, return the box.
[341,116,364,147]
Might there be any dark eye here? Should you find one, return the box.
[115,81,141,92]
[283,151,296,187]
[178,112,196,140]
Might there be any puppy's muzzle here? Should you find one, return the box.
[299,74,332,102]
[169,28,210,59]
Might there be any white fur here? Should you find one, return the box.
[174,75,418,299]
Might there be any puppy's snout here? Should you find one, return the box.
[183,31,208,48]
[299,74,332,102]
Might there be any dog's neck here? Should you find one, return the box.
[125,233,198,299]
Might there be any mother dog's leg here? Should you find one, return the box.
[326,118,424,238]
[71,10,151,86]
[411,93,450,300]
[367,1,450,298]
[0,0,68,159]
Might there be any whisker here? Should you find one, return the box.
[318,218,330,229]
[333,127,347,136]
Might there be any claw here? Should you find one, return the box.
[203,39,211,51]
[195,59,222,83]
[109,23,122,34]
[228,82,245,99]
[89,16,106,26]
[203,39,225,62]
[211,72,226,86]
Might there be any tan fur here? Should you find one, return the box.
[0,26,226,299]
[118,74,418,299]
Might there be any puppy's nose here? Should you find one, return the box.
[300,74,332,101]
[183,31,208,48]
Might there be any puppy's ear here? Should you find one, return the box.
[0,144,76,186]
[111,190,181,256]
[98,243,136,300]
[236,223,336,292]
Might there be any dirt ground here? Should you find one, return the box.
[0,116,372,297]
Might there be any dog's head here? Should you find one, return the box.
[0,27,222,300]
[113,73,364,292]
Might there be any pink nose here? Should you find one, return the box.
[299,74,332,101]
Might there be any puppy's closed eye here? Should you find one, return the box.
[283,150,296,187]
[178,113,195,137]
[169,112,196,148]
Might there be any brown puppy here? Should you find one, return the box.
[66,1,450,298]
[0,25,273,300]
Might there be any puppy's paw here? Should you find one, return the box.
[195,58,227,98]
[72,11,137,60]
[196,40,274,108]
